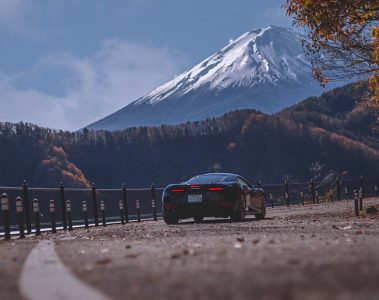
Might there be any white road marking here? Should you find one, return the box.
[19,240,112,300]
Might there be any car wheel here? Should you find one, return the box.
[230,194,246,222]
[193,216,204,223]
[255,207,266,220]
[163,214,179,225]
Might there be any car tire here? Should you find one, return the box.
[163,214,179,225]
[255,207,266,220]
[230,194,246,222]
[193,216,204,223]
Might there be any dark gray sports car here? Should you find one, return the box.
[162,173,266,224]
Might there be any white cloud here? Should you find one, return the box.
[0,0,31,33]
[0,39,189,130]
[0,0,25,20]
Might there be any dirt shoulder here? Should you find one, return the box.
[0,239,37,300]
[49,198,379,300]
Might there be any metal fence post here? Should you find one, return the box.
[344,187,349,201]
[122,183,129,223]
[360,176,365,198]
[136,199,141,222]
[100,200,106,227]
[49,199,57,233]
[23,180,32,234]
[284,180,290,206]
[66,200,73,231]
[300,192,304,205]
[311,179,316,204]
[50,200,56,234]
[119,200,125,225]
[358,188,363,211]
[269,193,274,208]
[33,198,41,236]
[82,201,89,229]
[1,194,11,240]
[151,183,157,221]
[60,182,67,230]
[315,190,319,204]
[354,190,359,217]
[92,183,99,226]
[16,197,25,238]
[336,178,341,201]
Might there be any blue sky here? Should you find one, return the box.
[0,0,292,130]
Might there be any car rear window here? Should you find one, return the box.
[186,174,236,184]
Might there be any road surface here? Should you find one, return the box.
[1,198,379,300]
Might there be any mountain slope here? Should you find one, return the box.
[88,26,325,131]
[1,82,376,187]
[278,81,378,149]
[69,83,379,186]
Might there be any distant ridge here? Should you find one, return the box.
[0,82,376,187]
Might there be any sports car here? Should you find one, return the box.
[162,173,266,224]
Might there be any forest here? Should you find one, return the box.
[0,81,377,188]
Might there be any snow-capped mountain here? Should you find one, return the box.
[88,26,325,130]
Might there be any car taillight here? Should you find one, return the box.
[171,188,185,193]
[208,187,224,191]
[221,202,232,208]
[190,185,200,189]
[163,203,173,210]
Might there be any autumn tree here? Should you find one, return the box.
[285,0,379,105]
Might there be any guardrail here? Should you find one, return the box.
[0,182,163,239]
[1,177,378,239]
[264,177,378,207]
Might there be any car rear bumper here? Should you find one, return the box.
[163,202,234,219]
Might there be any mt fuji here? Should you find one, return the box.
[88,26,326,130]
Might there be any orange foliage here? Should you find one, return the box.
[51,146,68,158]
[310,127,379,159]
[37,145,90,188]
[61,170,90,188]
[286,0,379,107]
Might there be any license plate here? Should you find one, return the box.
[188,194,202,203]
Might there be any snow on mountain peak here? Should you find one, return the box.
[136,26,310,106]
[88,26,328,130]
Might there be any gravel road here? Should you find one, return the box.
[0,240,37,300]
[1,198,379,300]
[54,198,379,300]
